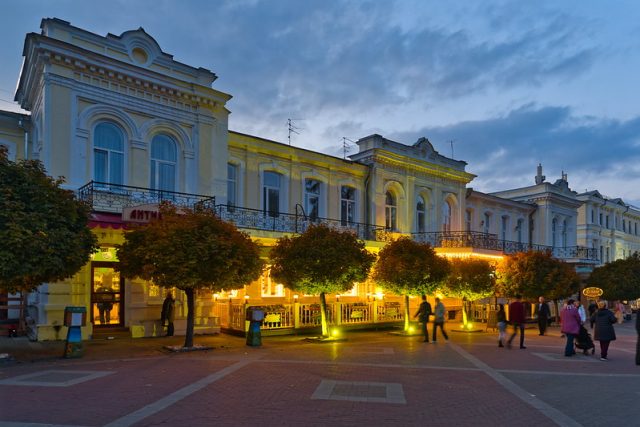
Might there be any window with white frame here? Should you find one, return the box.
[150,134,177,192]
[501,216,508,241]
[516,219,524,243]
[263,171,281,217]
[94,122,124,185]
[442,201,452,232]
[416,196,426,233]
[385,191,397,231]
[483,212,491,234]
[227,163,237,207]
[341,186,356,226]
[304,178,321,220]
[465,210,472,232]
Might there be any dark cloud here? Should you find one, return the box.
[390,103,640,204]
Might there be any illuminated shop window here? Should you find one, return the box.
[261,268,284,297]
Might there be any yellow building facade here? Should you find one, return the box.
[2,19,602,341]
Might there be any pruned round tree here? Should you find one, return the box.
[588,252,640,301]
[445,257,496,326]
[372,237,450,332]
[498,250,579,301]
[0,147,97,294]
[117,204,264,348]
[270,224,375,337]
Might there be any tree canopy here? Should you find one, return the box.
[445,257,495,301]
[497,250,580,300]
[117,204,263,347]
[373,237,450,297]
[270,224,375,336]
[372,237,450,331]
[587,252,640,301]
[0,147,97,293]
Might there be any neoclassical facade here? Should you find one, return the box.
[1,19,635,340]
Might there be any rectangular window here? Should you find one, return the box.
[263,172,281,217]
[465,210,472,232]
[341,186,356,226]
[304,179,320,220]
[516,219,523,243]
[483,213,490,234]
[385,206,397,231]
[501,216,508,241]
[227,163,237,207]
[599,213,603,225]
[591,209,594,223]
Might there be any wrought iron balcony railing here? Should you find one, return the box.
[214,204,387,242]
[412,231,599,261]
[77,181,215,213]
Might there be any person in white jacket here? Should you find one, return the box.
[574,299,587,324]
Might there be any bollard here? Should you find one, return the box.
[63,306,86,358]
[245,307,264,347]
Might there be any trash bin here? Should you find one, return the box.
[245,307,264,347]
[63,306,86,358]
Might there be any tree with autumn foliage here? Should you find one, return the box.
[498,250,580,320]
[373,237,450,332]
[117,204,263,348]
[588,252,640,301]
[0,146,97,294]
[270,224,375,338]
[445,257,496,327]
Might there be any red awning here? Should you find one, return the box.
[89,212,127,230]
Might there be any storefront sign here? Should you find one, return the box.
[582,287,603,298]
[122,204,161,223]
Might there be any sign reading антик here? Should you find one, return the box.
[122,204,161,223]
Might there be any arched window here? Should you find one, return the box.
[385,191,397,231]
[150,134,177,192]
[416,196,426,233]
[442,201,452,232]
[94,122,124,185]
[263,171,281,217]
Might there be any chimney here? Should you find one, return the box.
[535,163,546,185]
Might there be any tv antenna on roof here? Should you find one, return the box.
[342,137,356,159]
[287,118,303,145]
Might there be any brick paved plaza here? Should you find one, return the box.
[0,319,638,427]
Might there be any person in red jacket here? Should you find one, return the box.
[507,294,527,349]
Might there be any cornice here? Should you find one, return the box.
[359,152,475,184]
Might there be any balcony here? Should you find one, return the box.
[213,204,387,242]
[412,231,599,261]
[77,181,215,213]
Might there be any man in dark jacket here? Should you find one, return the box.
[414,295,432,343]
[507,294,527,349]
[535,296,551,336]
[161,292,175,337]
[636,310,640,366]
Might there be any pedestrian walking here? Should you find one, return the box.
[432,297,448,343]
[636,311,640,366]
[591,301,617,361]
[587,300,597,329]
[560,298,581,357]
[497,304,507,348]
[535,296,551,336]
[507,294,526,349]
[161,291,175,337]
[574,299,587,324]
[414,295,432,343]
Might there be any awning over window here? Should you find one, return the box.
[89,212,127,230]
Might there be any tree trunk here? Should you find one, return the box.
[320,292,328,337]
[184,288,195,348]
[403,294,410,332]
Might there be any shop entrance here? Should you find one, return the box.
[91,262,123,327]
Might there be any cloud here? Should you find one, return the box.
[390,103,640,204]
